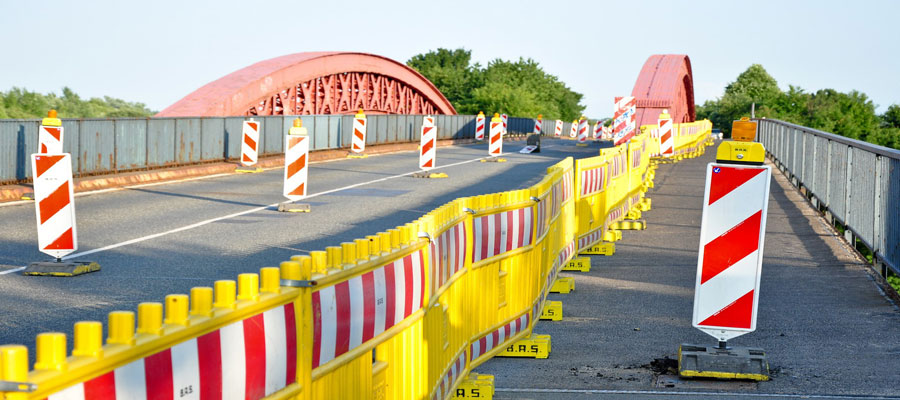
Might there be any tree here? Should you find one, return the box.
[881,104,900,129]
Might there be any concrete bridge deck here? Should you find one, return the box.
[478,140,900,399]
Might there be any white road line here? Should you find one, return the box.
[0,268,25,275]
[495,388,900,399]
[50,156,487,261]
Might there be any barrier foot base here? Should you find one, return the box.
[612,220,646,230]
[625,209,642,220]
[562,257,590,272]
[234,165,263,173]
[550,277,574,293]
[576,143,588,147]
[278,202,311,213]
[638,198,652,211]
[678,343,769,381]
[498,334,552,359]
[602,229,622,242]
[540,301,563,321]
[456,373,494,399]
[24,260,100,277]
[21,192,34,200]
[581,242,615,256]
[481,157,507,163]
[347,153,368,159]
[412,171,448,179]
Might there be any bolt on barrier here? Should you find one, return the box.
[0,122,715,399]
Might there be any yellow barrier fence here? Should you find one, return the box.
[641,119,714,161]
[2,124,715,399]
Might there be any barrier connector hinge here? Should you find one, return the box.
[280,279,317,288]
[463,207,476,215]
[0,380,37,393]
[417,231,433,243]
[530,196,541,203]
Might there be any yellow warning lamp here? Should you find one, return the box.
[478,111,484,116]
[715,117,765,165]
[580,116,587,121]
[537,114,542,120]
[355,109,365,118]
[289,117,307,136]
[492,113,501,122]
[42,109,61,127]
[659,109,671,120]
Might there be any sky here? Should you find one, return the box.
[1,0,898,117]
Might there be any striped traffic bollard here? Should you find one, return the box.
[658,109,674,157]
[236,118,263,173]
[414,116,446,178]
[24,153,99,276]
[501,113,508,135]
[349,109,368,158]
[569,119,577,138]
[554,120,563,137]
[39,109,63,154]
[576,117,589,146]
[593,120,603,139]
[475,111,486,140]
[533,115,542,135]
[481,113,506,163]
[278,118,311,213]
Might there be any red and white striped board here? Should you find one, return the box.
[533,117,542,135]
[658,110,674,157]
[469,313,530,362]
[534,193,551,241]
[554,120,563,137]
[577,119,589,143]
[501,114,508,134]
[241,120,260,166]
[579,165,608,197]
[31,154,77,259]
[312,250,425,369]
[489,114,503,156]
[472,207,533,263]
[352,111,367,153]
[283,134,309,201]
[568,120,577,138]
[431,352,467,400]
[593,121,603,139]
[692,164,771,341]
[429,221,467,296]
[420,116,437,170]
[475,112,486,140]
[47,304,297,400]
[39,124,64,154]
[577,229,604,252]
[612,96,636,146]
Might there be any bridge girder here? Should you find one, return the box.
[631,54,696,126]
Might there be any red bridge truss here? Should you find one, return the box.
[157,52,456,117]
[631,54,696,127]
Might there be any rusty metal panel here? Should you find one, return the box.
[460,115,475,139]
[383,115,396,145]
[200,118,225,161]
[115,119,147,171]
[382,115,395,143]
[175,118,202,164]
[147,119,176,167]
[0,120,38,181]
[435,115,450,139]
[340,115,354,148]
[61,120,80,173]
[327,115,341,149]
[223,117,244,160]
[79,119,115,174]
[313,116,329,151]
[262,116,283,155]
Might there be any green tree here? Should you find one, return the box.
[704,64,782,135]
[0,87,154,119]
[881,104,900,128]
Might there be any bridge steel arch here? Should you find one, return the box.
[631,54,696,127]
[156,52,456,117]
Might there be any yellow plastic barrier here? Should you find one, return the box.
[641,119,714,162]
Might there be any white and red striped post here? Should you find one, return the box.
[351,109,367,154]
[593,120,603,139]
[658,109,674,157]
[31,153,77,259]
[38,110,64,154]
[501,113,508,135]
[612,96,637,146]
[279,118,310,212]
[576,117,589,145]
[240,119,260,166]
[475,111,486,140]
[533,115,542,135]
[692,163,771,342]
[569,119,577,138]
[489,113,504,156]
[420,116,436,170]
[554,120,563,137]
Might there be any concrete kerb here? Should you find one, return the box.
[0,137,524,203]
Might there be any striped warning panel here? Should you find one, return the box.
[561,171,572,203]
[605,203,626,226]
[32,154,77,259]
[241,120,260,166]
[631,146,642,169]
[469,313,530,361]
[351,116,366,153]
[312,250,425,369]
[609,151,627,179]
[555,241,576,270]
[534,193,550,241]
[577,229,603,251]
[429,221,467,296]
[579,166,608,197]
[283,135,308,201]
[472,208,534,263]
[39,125,63,154]
[48,304,297,400]
[432,352,467,400]
[554,120,563,136]
[533,118,542,135]
[475,113,485,140]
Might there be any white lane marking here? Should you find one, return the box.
[495,388,900,399]
[54,157,487,261]
[0,267,26,275]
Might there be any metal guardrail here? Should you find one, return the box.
[755,118,900,277]
[0,114,535,184]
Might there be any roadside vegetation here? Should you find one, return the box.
[407,48,586,121]
[0,87,155,119]
[697,64,900,150]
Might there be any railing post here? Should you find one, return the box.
[844,147,854,243]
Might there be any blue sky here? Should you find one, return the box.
[1,0,897,117]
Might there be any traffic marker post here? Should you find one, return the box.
[576,116,589,146]
[658,109,675,158]
[501,113,508,135]
[38,110,63,154]
[236,118,263,173]
[568,119,577,138]
[24,153,100,276]
[278,118,311,213]
[348,109,368,158]
[475,111,486,140]
[679,117,771,381]
[482,113,506,163]
[554,119,563,137]
[533,114,542,135]
[412,116,447,178]
[593,120,603,139]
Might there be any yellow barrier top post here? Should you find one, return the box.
[715,117,765,165]
[42,109,61,127]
